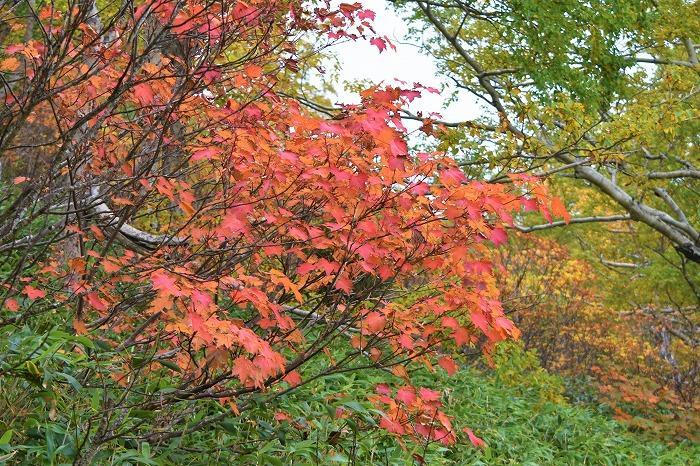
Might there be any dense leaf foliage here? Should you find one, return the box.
[495,234,700,441]
[0,0,698,463]
[391,0,699,442]
[0,0,569,462]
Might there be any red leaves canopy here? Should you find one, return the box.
[0,0,566,447]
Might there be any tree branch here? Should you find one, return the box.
[512,215,631,233]
[648,169,700,180]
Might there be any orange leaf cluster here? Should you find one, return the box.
[0,0,567,445]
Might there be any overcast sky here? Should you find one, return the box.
[328,0,482,123]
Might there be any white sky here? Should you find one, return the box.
[328,0,482,123]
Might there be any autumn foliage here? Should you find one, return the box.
[496,235,700,441]
[0,0,573,459]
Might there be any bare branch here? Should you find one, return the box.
[634,56,696,67]
[512,214,631,233]
[654,187,690,225]
[600,257,648,269]
[648,169,700,180]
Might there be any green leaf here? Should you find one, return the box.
[157,359,182,373]
[0,430,13,445]
[56,372,83,392]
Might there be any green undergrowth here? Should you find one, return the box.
[124,344,700,465]
[234,343,698,465]
[1,335,698,465]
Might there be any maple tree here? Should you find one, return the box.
[0,0,569,462]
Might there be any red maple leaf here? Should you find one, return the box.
[438,356,458,376]
[23,285,45,300]
[464,428,487,449]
